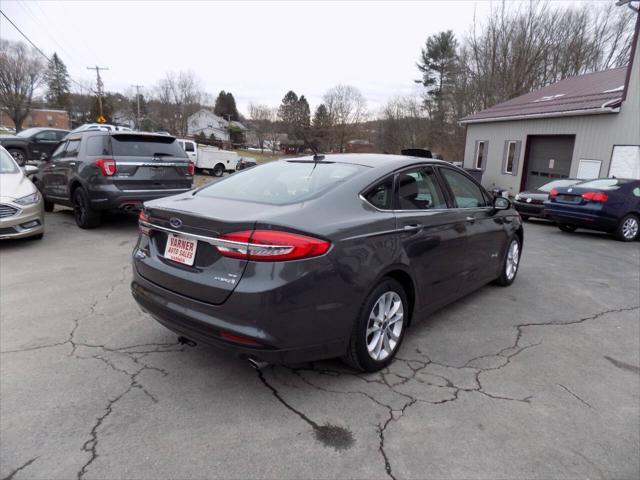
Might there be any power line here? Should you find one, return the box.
[0,9,94,94]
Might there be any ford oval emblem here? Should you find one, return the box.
[169,217,182,228]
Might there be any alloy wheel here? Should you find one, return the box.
[74,191,86,224]
[622,217,639,240]
[366,291,404,361]
[506,240,520,280]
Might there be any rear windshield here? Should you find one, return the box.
[577,178,630,190]
[197,160,367,205]
[538,179,580,192]
[111,135,187,158]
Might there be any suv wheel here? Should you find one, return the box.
[72,188,101,229]
[616,214,639,242]
[343,278,408,372]
[8,149,26,166]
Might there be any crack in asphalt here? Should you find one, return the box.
[1,457,38,480]
[557,383,594,409]
[255,305,639,479]
[2,264,185,479]
[256,368,355,451]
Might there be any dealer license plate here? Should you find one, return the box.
[164,233,197,266]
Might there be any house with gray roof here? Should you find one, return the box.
[460,15,640,194]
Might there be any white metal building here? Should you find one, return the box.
[460,16,640,195]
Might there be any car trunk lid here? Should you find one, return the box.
[135,201,255,305]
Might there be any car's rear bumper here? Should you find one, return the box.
[88,184,193,211]
[545,204,618,231]
[130,262,351,364]
[0,200,44,239]
[513,201,547,218]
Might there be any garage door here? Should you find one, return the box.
[523,135,575,191]
[609,145,640,179]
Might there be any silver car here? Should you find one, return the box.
[0,146,44,240]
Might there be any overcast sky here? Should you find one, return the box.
[1,0,596,116]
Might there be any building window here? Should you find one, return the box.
[504,141,517,174]
[475,141,486,169]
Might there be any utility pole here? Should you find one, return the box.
[87,65,109,120]
[131,84,143,129]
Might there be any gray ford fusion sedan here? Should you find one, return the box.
[131,154,523,371]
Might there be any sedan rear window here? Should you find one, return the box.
[577,179,630,189]
[197,160,367,205]
[111,135,187,158]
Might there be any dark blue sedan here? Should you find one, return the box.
[544,178,640,241]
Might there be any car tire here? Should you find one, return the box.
[43,199,55,212]
[213,163,225,177]
[8,148,26,166]
[342,278,409,372]
[615,214,639,242]
[72,188,101,229]
[558,224,576,233]
[494,237,521,287]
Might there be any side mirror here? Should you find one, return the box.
[493,196,510,210]
[23,164,38,176]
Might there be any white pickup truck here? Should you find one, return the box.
[177,141,249,177]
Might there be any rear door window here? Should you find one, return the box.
[111,135,187,158]
[197,161,367,205]
[184,141,195,152]
[363,176,394,210]
[439,168,488,208]
[64,139,81,158]
[396,167,447,210]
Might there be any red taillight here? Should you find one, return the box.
[215,230,331,261]
[138,210,152,236]
[95,158,116,176]
[582,191,608,202]
[187,161,195,176]
[220,331,260,345]
[549,188,558,199]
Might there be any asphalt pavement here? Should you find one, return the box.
[1,211,639,480]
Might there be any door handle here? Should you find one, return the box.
[466,216,476,223]
[403,223,423,231]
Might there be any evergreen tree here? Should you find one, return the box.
[213,90,239,121]
[296,95,311,130]
[277,90,299,126]
[416,31,458,114]
[44,53,71,109]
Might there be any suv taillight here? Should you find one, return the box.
[95,158,116,176]
[215,230,330,261]
[138,210,152,236]
[187,161,195,176]
[582,191,608,202]
[549,188,558,199]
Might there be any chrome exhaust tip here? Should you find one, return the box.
[247,357,269,370]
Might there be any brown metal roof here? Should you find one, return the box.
[460,66,628,123]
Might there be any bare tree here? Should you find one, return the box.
[377,95,428,154]
[323,84,367,152]
[155,71,205,136]
[248,102,272,152]
[0,40,44,132]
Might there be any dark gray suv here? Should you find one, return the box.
[32,132,194,228]
[131,154,523,371]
